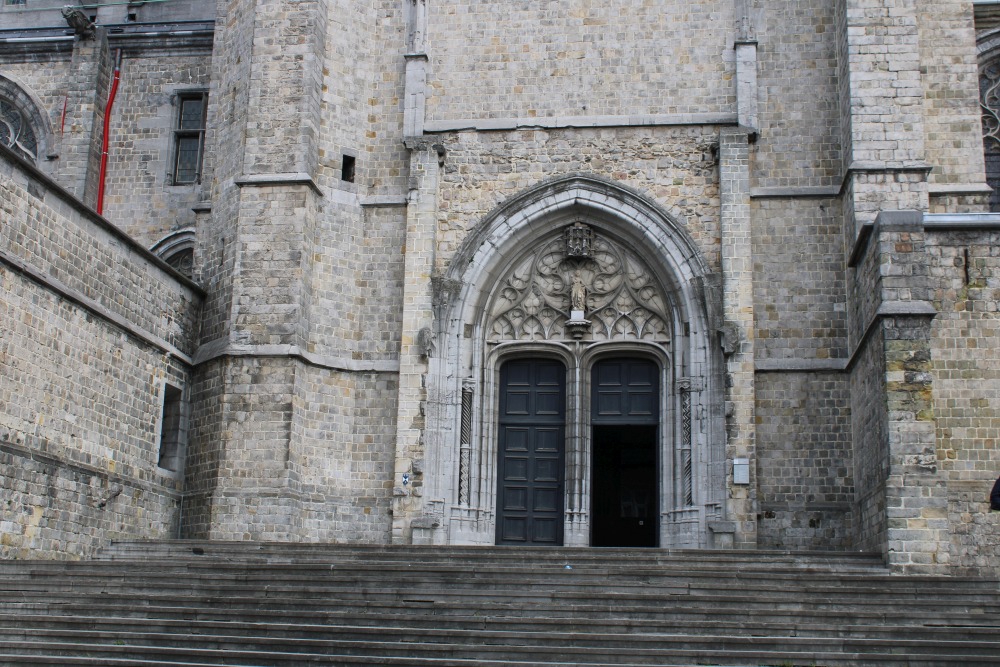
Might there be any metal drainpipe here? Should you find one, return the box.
[96,48,122,215]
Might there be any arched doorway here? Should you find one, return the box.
[418,176,727,549]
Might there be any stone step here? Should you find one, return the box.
[3,572,997,613]
[3,561,995,602]
[0,638,996,667]
[4,543,997,667]
[97,540,889,570]
[0,558,899,581]
[9,624,998,655]
[5,584,997,622]
[9,562,898,590]
[4,611,998,642]
[4,595,996,641]
[2,615,999,653]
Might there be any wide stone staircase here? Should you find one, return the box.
[1,541,999,666]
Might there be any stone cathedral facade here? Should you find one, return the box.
[1,0,999,574]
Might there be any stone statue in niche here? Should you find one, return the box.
[566,268,590,337]
[570,270,587,312]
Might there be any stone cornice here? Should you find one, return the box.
[234,172,324,196]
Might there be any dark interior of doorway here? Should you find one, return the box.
[591,424,658,547]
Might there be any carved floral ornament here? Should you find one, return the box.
[486,223,672,342]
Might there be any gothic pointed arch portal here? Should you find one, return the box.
[421,176,727,548]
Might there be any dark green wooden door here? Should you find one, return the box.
[496,359,566,545]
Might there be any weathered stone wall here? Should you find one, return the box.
[424,1,735,122]
[848,212,944,572]
[754,0,842,189]
[182,0,405,544]
[359,0,410,196]
[433,127,722,276]
[917,0,988,198]
[848,218,890,556]
[292,367,397,544]
[183,360,397,544]
[752,197,847,361]
[850,325,889,555]
[317,0,409,197]
[749,194,852,551]
[755,372,854,549]
[926,228,1000,575]
[0,146,201,558]
[100,50,213,248]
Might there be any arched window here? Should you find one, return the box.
[151,228,196,280]
[0,76,54,169]
[0,95,38,161]
[980,53,1000,211]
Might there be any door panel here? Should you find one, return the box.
[496,359,566,546]
[593,359,659,422]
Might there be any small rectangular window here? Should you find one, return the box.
[341,154,356,183]
[172,93,207,185]
[4,0,28,6]
[157,383,187,473]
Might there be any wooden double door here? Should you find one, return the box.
[495,357,659,547]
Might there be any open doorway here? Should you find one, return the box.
[592,425,658,547]
[590,358,660,547]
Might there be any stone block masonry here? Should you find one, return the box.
[0,146,201,558]
[926,226,1000,575]
[756,371,854,551]
[425,0,736,122]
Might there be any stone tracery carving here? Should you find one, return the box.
[981,58,1000,149]
[487,225,671,342]
[0,97,38,162]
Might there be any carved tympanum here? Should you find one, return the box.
[486,225,671,342]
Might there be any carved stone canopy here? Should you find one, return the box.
[486,224,672,342]
[563,221,593,259]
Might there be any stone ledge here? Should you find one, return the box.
[750,186,840,199]
[846,301,937,372]
[424,113,739,133]
[760,502,851,512]
[845,161,934,174]
[927,183,993,195]
[708,520,737,534]
[755,359,848,373]
[923,212,1000,230]
[361,194,408,208]
[193,339,400,374]
[234,172,323,196]
[848,210,926,268]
